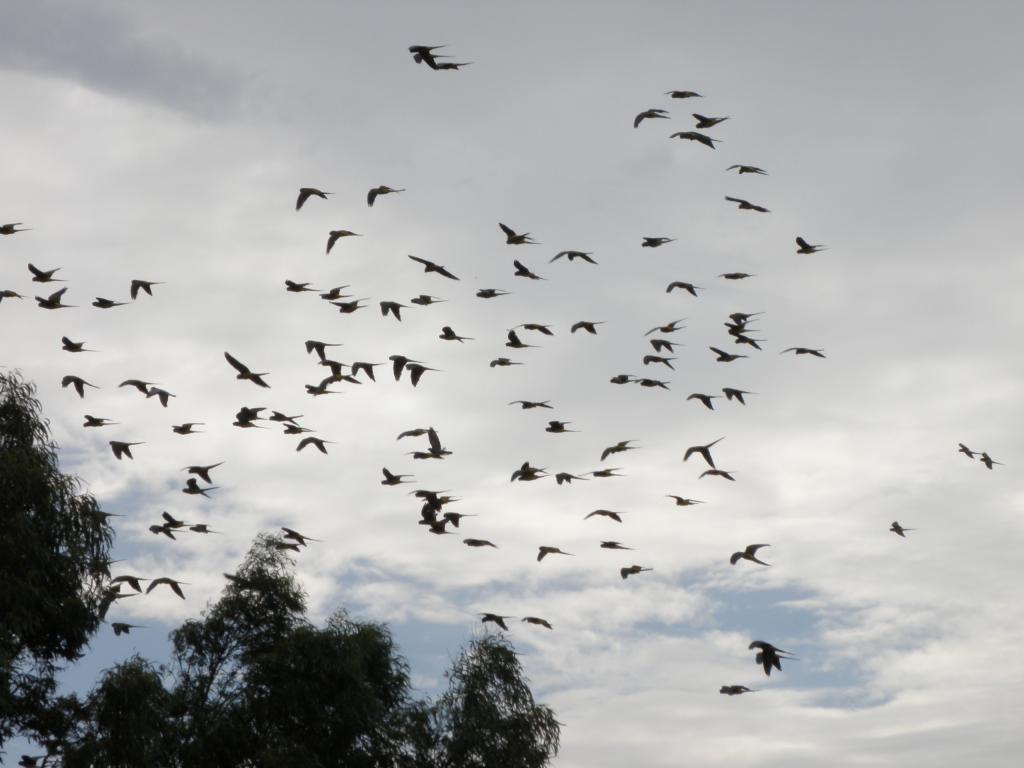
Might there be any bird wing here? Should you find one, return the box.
[224,352,251,375]
[367,188,379,207]
[499,222,516,238]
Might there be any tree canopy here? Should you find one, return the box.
[0,370,115,750]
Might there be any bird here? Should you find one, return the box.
[634,378,670,390]
[28,264,63,282]
[326,229,362,253]
[146,577,188,599]
[781,347,825,358]
[515,323,554,335]
[506,330,537,349]
[0,222,29,234]
[411,294,446,306]
[666,495,704,506]
[285,280,318,293]
[35,287,75,309]
[172,422,204,435]
[522,617,553,629]
[730,544,771,566]
[693,113,729,129]
[591,468,624,478]
[477,288,511,298]
[600,541,632,550]
[979,452,1002,470]
[296,187,331,210]
[110,575,148,593]
[585,509,624,523]
[544,421,575,434]
[719,272,756,280]
[381,467,413,486]
[609,374,635,384]
[182,462,223,483]
[130,280,163,300]
[350,362,381,381]
[555,472,588,485]
[409,44,471,70]
[464,538,498,548]
[890,521,914,537]
[440,326,473,342]
[109,441,143,460]
[796,236,827,254]
[687,393,719,410]
[224,351,271,387]
[92,297,128,308]
[666,90,701,99]
[537,546,574,561]
[0,289,24,302]
[189,524,221,534]
[667,281,700,296]
[61,375,98,398]
[710,347,747,362]
[512,259,544,280]
[319,286,351,301]
[480,613,512,631]
[620,565,652,579]
[491,356,524,368]
[642,355,675,369]
[389,355,422,381]
[645,319,686,335]
[725,196,769,213]
[509,400,552,409]
[332,298,369,314]
[550,250,596,264]
[957,443,978,459]
[367,185,404,206]
[380,300,408,321]
[684,437,724,468]
[601,440,637,461]
[701,469,736,481]
[722,388,756,405]
[749,641,795,676]
[641,236,674,248]
[571,320,604,334]
[305,340,342,360]
[442,512,474,528]
[111,622,145,637]
[282,527,322,546]
[634,108,669,128]
[182,478,217,497]
[510,461,548,482]
[726,164,767,175]
[408,254,459,280]
[499,222,539,244]
[670,131,720,148]
[145,387,175,408]
[720,685,757,695]
[83,415,116,427]
[406,363,438,387]
[297,436,333,454]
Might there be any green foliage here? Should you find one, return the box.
[435,635,561,768]
[58,535,560,767]
[0,370,114,749]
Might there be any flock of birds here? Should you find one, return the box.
[1,46,1006,761]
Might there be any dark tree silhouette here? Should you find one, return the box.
[0,370,114,751]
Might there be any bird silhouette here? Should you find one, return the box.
[172,422,204,435]
[537,546,574,561]
[499,222,539,244]
[61,375,98,398]
[1,222,29,234]
[464,538,498,548]
[687,393,719,410]
[224,352,271,387]
[550,250,597,264]
[112,622,145,636]
[781,347,825,358]
[719,272,756,280]
[796,236,827,254]
[93,297,129,308]
[130,280,163,300]
[620,565,652,579]
[722,388,756,404]
[477,288,511,298]
[720,685,757,695]
[83,415,116,427]
[296,187,331,210]
[297,436,333,454]
[380,300,409,321]
[411,294,446,306]
[979,452,1002,470]
[285,280,318,293]
[480,613,512,630]
[601,440,637,461]
[408,254,459,280]
[666,495,704,506]
[183,462,223,483]
[725,196,769,213]
[710,347,747,362]
[183,478,217,497]
[645,319,686,335]
[957,443,977,459]
[730,544,771,566]
[282,527,322,546]
[367,185,404,206]
[641,236,674,248]
[749,640,795,676]
[326,230,362,254]
[890,521,914,537]
[693,113,728,128]
[670,131,720,148]
[600,541,632,550]
[440,326,473,342]
[506,329,537,349]
[147,577,188,599]
[684,437,724,468]
[381,467,413,486]
[61,337,94,353]
[522,617,553,629]
[634,108,669,128]
[109,441,143,460]
[555,472,589,485]
[585,509,624,522]
[666,281,700,296]
[35,287,75,309]
[28,264,63,282]
[512,259,544,280]
[726,164,767,175]
[700,469,735,481]
[666,90,701,98]
[571,320,604,335]
[590,468,624,478]
[509,400,552,409]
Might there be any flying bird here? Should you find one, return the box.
[326,229,362,254]
[172,422,204,435]
[979,452,1002,470]
[224,351,271,387]
[83,415,116,427]
[522,617,553,629]
[367,185,405,206]
[282,527,322,546]
[666,90,701,99]
[537,546,575,561]
[670,131,720,148]
[684,437,724,469]
[61,375,98,398]
[781,347,826,358]
[93,297,128,308]
[182,477,217,497]
[35,287,75,309]
[296,187,331,210]
[112,622,145,637]
[109,441,143,460]
[620,565,652,579]
[666,495,704,506]
[725,196,769,213]
[550,250,596,264]
[130,280,163,299]
[297,436,333,454]
[440,326,473,342]
[720,685,757,695]
[509,400,552,409]
[634,108,669,128]
[0,222,29,234]
[590,468,624,478]
[61,337,95,353]
[464,538,498,548]
[408,254,459,280]
[146,577,188,600]
[571,320,604,335]
[545,420,575,433]
[796,236,827,254]
[512,259,544,280]
[890,521,914,537]
[722,387,756,404]
[710,347,747,362]
[701,469,736,481]
[957,443,977,459]
[687,393,719,410]
[28,264,63,282]
[726,164,767,175]
[477,288,511,298]
[601,440,637,461]
[480,613,512,631]
[730,544,771,566]
[719,272,756,280]
[381,468,413,486]
[411,294,446,306]
[600,541,633,550]
[555,472,588,485]
[693,113,729,129]
[666,281,700,296]
[183,462,223,483]
[585,509,623,522]
[749,640,795,676]
[641,236,674,248]
[499,222,539,244]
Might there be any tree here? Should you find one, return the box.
[0,370,115,751]
[60,536,560,767]
[434,635,561,768]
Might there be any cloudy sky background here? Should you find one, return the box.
[4,1,1024,764]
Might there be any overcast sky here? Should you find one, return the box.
[4,1,1024,765]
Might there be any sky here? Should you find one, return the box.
[3,1,1024,765]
